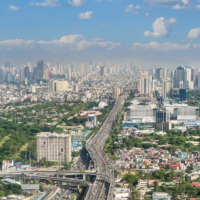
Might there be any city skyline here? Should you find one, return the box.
[1,0,200,67]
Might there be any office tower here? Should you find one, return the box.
[0,69,3,82]
[175,66,192,89]
[37,60,44,79]
[24,77,28,85]
[179,81,184,89]
[100,66,105,77]
[112,87,121,98]
[67,66,72,81]
[37,132,71,162]
[81,64,84,75]
[49,80,69,92]
[6,72,11,83]
[5,62,11,70]
[161,79,173,99]
[155,68,167,80]
[20,69,25,82]
[180,89,186,102]
[198,72,200,91]
[71,62,75,73]
[24,66,30,80]
[156,110,170,123]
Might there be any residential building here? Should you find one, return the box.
[161,79,173,99]
[37,132,71,162]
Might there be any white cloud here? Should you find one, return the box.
[8,5,20,12]
[29,0,59,7]
[144,17,177,38]
[147,0,200,9]
[124,4,144,14]
[187,27,200,40]
[68,0,86,7]
[77,38,120,51]
[79,11,93,19]
[0,35,120,52]
[133,41,190,50]
[38,35,84,44]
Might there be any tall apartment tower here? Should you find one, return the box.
[161,79,173,99]
[37,60,44,79]
[37,132,71,162]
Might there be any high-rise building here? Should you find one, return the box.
[73,85,79,93]
[172,66,192,89]
[156,110,170,123]
[37,132,71,162]
[67,67,72,81]
[20,69,25,82]
[155,68,166,80]
[100,66,105,77]
[0,69,3,82]
[37,60,45,79]
[24,66,30,80]
[161,79,173,99]
[180,89,186,102]
[112,87,121,98]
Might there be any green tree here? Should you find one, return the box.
[0,191,4,197]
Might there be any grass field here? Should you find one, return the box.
[13,143,28,158]
[0,135,11,147]
[121,171,137,176]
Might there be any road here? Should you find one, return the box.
[85,93,128,200]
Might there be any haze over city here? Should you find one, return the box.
[1,0,200,67]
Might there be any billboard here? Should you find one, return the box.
[2,160,14,171]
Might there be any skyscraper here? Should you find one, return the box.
[67,66,72,81]
[37,60,44,79]
[161,79,173,99]
[100,66,105,77]
[24,66,30,80]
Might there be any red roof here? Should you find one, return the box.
[192,182,200,187]
[171,164,180,167]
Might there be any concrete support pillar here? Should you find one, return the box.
[83,174,86,181]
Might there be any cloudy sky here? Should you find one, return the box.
[1,0,200,68]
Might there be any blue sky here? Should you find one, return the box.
[1,0,200,67]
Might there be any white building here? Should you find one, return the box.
[49,80,69,92]
[126,105,157,123]
[174,106,200,121]
[31,86,36,93]
[112,87,121,99]
[37,132,71,162]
